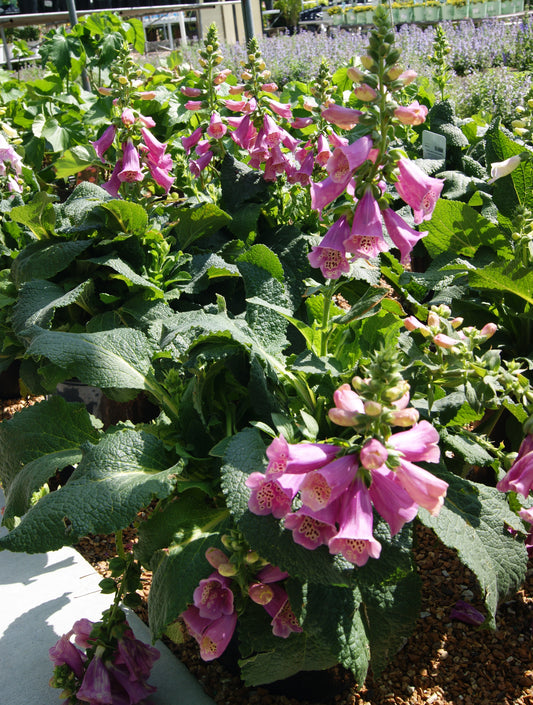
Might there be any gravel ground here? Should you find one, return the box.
[2,396,532,705]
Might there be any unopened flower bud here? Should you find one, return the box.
[218,562,238,577]
[390,407,419,427]
[397,69,417,86]
[384,381,410,402]
[347,66,365,83]
[451,317,463,329]
[248,582,274,605]
[512,119,527,129]
[117,75,128,85]
[404,316,431,336]
[258,61,266,71]
[97,86,113,96]
[206,44,214,53]
[360,439,388,470]
[260,69,271,79]
[387,65,403,80]
[433,333,459,350]
[488,154,524,183]
[351,375,365,392]
[1,122,17,138]
[360,55,374,70]
[364,400,382,416]
[427,311,440,328]
[354,83,377,102]
[206,546,230,569]
[241,70,253,81]
[480,322,497,339]
[245,550,260,564]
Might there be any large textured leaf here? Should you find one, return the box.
[25,328,156,393]
[12,240,92,286]
[0,395,99,510]
[173,202,232,250]
[423,199,507,258]
[0,428,179,553]
[12,279,94,333]
[54,145,98,179]
[88,254,163,295]
[9,193,57,240]
[418,468,528,625]
[468,261,533,306]
[99,200,148,237]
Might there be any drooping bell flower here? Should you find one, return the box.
[71,618,95,649]
[108,664,157,703]
[263,584,302,638]
[114,628,160,681]
[49,634,85,678]
[76,652,113,704]
[118,141,143,183]
[189,150,213,178]
[395,158,443,225]
[182,126,203,154]
[137,113,156,128]
[140,127,167,162]
[328,478,382,566]
[206,111,227,139]
[185,100,203,111]
[291,116,313,129]
[195,139,212,157]
[360,438,388,470]
[315,133,332,166]
[229,114,257,150]
[325,136,373,184]
[180,86,202,98]
[344,188,389,259]
[148,164,174,193]
[321,103,362,130]
[310,175,349,216]
[369,465,418,536]
[91,125,116,163]
[120,108,136,126]
[328,383,364,426]
[246,471,302,518]
[488,154,523,183]
[263,113,283,146]
[394,459,448,516]
[193,572,234,620]
[497,434,533,498]
[214,68,232,85]
[382,207,428,265]
[299,454,359,512]
[266,434,340,476]
[308,214,352,279]
[182,606,237,662]
[284,501,339,550]
[102,160,123,198]
[354,83,377,102]
[394,101,428,126]
[389,420,441,464]
[267,98,293,120]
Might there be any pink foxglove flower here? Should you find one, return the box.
[315,133,332,166]
[114,629,160,681]
[246,472,303,518]
[394,459,448,516]
[299,454,359,512]
[395,158,443,225]
[497,434,533,497]
[360,438,388,470]
[382,207,427,264]
[268,98,293,120]
[229,114,257,150]
[207,112,227,139]
[519,506,533,557]
[308,215,352,279]
[328,383,364,426]
[263,584,302,638]
[310,175,350,215]
[284,502,338,550]
[182,606,238,662]
[76,653,113,704]
[450,600,485,626]
[292,116,313,129]
[193,573,234,619]
[389,420,440,464]
[49,635,85,678]
[190,150,213,178]
[344,188,388,259]
[433,333,460,350]
[182,126,203,154]
[149,164,174,193]
[394,101,428,126]
[180,86,202,98]
[185,100,203,111]
[369,465,418,536]
[328,478,382,566]
[141,127,167,162]
[120,108,136,126]
[326,137,373,184]
[266,434,340,475]
[262,113,283,146]
[321,103,362,130]
[91,125,116,163]
[354,83,377,101]
[102,160,123,198]
[118,141,143,183]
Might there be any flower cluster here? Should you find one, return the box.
[246,380,447,567]
[181,547,301,661]
[49,614,159,705]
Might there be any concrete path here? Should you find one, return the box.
[0,488,215,705]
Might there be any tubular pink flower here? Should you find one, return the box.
[49,635,85,678]
[195,139,212,156]
[108,664,156,703]
[114,628,160,681]
[300,454,359,512]
[141,127,167,162]
[328,383,364,426]
[354,83,377,101]
[268,98,293,120]
[193,572,234,619]
[149,164,174,193]
[261,82,278,92]
[181,86,202,97]
[394,101,428,126]
[395,459,448,516]
[137,114,156,128]
[328,131,349,148]
[229,84,245,94]
[292,116,314,129]
[369,466,418,536]
[382,207,427,264]
[280,127,300,151]
[308,214,352,279]
[213,68,232,85]
[480,322,497,339]
[207,112,227,139]
[497,435,533,497]
[266,434,340,475]
[182,606,237,662]
[76,654,113,704]
[121,108,136,126]
[246,472,298,518]
[263,113,283,146]
[118,141,143,183]
[328,478,382,566]
[102,160,123,198]
[182,126,203,154]
[257,564,289,583]
[321,103,362,130]
[224,98,249,112]
[71,618,95,649]
[433,333,459,350]
[185,100,203,111]
[316,133,332,166]
[326,136,372,183]
[190,150,213,178]
[284,502,338,550]
[310,175,349,216]
[389,420,440,464]
[344,189,386,259]
[360,439,388,470]
[397,69,417,85]
[91,124,116,163]
[395,158,443,225]
[403,315,431,336]
[263,584,302,638]
[230,114,257,150]
[390,407,420,427]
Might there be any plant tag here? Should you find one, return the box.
[422,131,447,160]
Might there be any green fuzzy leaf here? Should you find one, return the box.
[25,328,156,394]
[99,200,148,237]
[41,117,73,152]
[0,395,99,516]
[0,428,179,553]
[418,468,528,626]
[88,254,163,295]
[423,199,507,258]
[173,202,232,250]
[220,154,269,211]
[468,261,533,306]
[12,240,92,286]
[54,145,98,179]
[148,531,225,640]
[12,279,94,333]
[441,428,493,466]
[9,192,57,240]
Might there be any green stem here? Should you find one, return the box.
[115,529,126,560]
[320,282,333,357]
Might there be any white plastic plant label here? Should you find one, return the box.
[422,130,447,160]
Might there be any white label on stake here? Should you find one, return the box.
[422,130,447,160]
